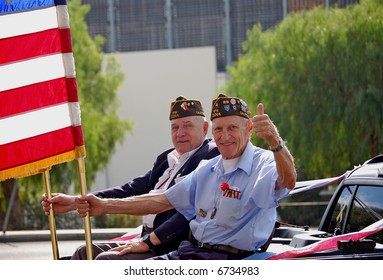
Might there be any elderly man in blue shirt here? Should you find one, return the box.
[76,93,297,260]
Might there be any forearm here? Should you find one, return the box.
[102,193,174,216]
[273,145,297,190]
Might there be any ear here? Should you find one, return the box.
[246,119,253,138]
[247,118,253,132]
[203,120,209,134]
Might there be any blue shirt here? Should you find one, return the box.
[164,142,290,251]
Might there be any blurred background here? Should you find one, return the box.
[1,0,382,233]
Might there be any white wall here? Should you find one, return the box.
[92,47,218,190]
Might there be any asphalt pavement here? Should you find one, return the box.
[0,228,133,260]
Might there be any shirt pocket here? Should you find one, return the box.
[214,196,242,229]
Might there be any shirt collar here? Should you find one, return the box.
[168,140,205,165]
[213,142,254,176]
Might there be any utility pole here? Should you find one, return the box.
[108,0,116,52]
[224,0,232,66]
[165,0,174,49]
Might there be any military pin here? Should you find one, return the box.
[210,207,217,219]
[198,208,207,218]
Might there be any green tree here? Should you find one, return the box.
[226,0,383,180]
[1,0,132,230]
[68,0,132,188]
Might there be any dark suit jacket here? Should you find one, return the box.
[93,138,219,254]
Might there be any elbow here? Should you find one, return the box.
[285,171,297,190]
[279,169,297,191]
[286,179,296,190]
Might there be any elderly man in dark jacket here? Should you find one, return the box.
[42,96,219,259]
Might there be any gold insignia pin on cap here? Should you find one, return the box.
[210,93,252,121]
[169,96,205,120]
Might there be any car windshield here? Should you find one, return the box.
[329,185,383,244]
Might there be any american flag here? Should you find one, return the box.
[0,0,85,181]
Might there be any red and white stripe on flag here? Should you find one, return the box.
[0,0,86,181]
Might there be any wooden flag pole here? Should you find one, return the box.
[42,168,59,260]
[77,158,93,260]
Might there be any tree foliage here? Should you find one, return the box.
[66,0,132,190]
[226,0,383,180]
[1,0,132,230]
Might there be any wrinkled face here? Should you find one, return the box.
[212,115,252,160]
[171,116,208,155]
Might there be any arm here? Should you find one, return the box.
[272,144,296,190]
[108,213,190,256]
[75,192,174,217]
[153,212,190,244]
[252,103,297,190]
[42,150,172,216]
[107,231,162,255]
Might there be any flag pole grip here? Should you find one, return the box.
[43,169,59,260]
[77,158,93,260]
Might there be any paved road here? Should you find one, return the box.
[0,240,86,260]
[0,228,135,260]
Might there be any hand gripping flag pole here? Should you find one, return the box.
[0,0,92,259]
[41,159,93,260]
[77,158,93,260]
[42,168,59,260]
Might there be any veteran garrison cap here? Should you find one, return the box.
[210,93,252,121]
[169,96,205,120]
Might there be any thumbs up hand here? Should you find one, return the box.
[251,103,280,148]
[257,103,264,116]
